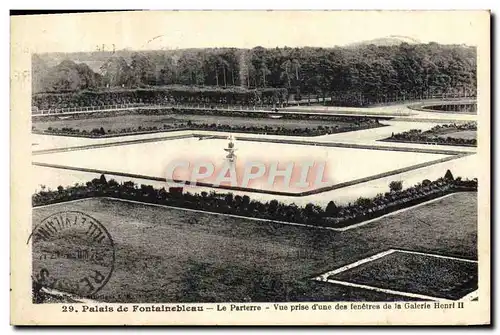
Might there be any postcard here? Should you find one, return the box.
[10,10,490,325]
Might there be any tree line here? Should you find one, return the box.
[32,171,477,229]
[33,43,476,107]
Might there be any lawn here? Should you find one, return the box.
[437,130,477,140]
[330,251,477,300]
[32,113,366,133]
[32,192,477,303]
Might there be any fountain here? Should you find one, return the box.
[224,134,237,162]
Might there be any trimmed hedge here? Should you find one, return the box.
[32,86,289,110]
[33,175,477,229]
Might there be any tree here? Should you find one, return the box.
[177,52,204,85]
[130,52,156,86]
[38,59,102,92]
[268,199,279,214]
[224,193,234,206]
[444,169,454,181]
[355,197,372,209]
[422,179,432,187]
[100,56,134,88]
[325,201,339,216]
[108,179,119,187]
[304,202,322,218]
[280,59,292,89]
[157,56,177,85]
[389,180,403,193]
[242,195,251,207]
[123,181,135,189]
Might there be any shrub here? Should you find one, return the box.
[325,201,339,216]
[389,180,403,193]
[422,179,432,187]
[32,174,476,230]
[444,169,454,181]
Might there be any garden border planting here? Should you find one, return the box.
[31,174,477,230]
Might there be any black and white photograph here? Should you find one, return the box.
[10,10,490,325]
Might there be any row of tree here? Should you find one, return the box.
[33,43,476,107]
[32,86,289,110]
[33,171,477,229]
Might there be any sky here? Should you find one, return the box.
[11,10,488,54]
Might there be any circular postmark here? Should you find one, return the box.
[30,211,115,298]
